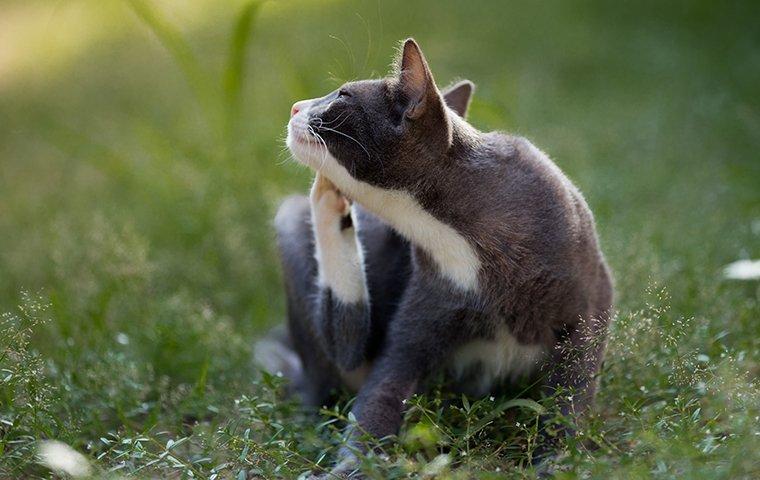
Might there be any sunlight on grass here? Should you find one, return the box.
[0,0,225,90]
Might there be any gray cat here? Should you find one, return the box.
[266,38,613,476]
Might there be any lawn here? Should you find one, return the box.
[1,0,758,478]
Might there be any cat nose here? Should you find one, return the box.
[291,100,308,117]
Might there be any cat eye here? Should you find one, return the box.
[337,89,351,98]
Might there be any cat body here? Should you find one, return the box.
[269,39,613,474]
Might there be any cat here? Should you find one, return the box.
[269,38,613,476]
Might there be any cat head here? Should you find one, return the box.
[287,39,476,195]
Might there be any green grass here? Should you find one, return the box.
[1,0,758,478]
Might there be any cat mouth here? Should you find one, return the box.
[288,128,325,148]
[286,124,330,170]
[292,131,322,146]
[287,119,326,148]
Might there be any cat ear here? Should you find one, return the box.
[398,38,437,120]
[442,80,475,118]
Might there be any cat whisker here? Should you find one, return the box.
[315,133,330,171]
[311,114,351,134]
[314,112,349,128]
[316,125,371,163]
[327,112,354,131]
[307,125,330,171]
[276,128,295,166]
[276,143,294,166]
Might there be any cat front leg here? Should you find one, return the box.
[310,173,371,371]
[317,278,474,478]
[272,194,341,407]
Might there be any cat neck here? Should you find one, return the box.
[449,111,482,147]
[323,119,484,292]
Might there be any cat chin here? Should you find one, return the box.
[287,139,354,197]
[287,132,327,168]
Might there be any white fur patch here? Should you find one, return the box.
[451,326,545,395]
[311,206,368,304]
[287,106,481,292]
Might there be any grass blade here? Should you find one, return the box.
[465,398,545,440]
[223,0,263,149]
[127,0,218,134]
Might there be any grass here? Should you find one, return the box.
[0,0,758,478]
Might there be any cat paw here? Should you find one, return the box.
[310,173,350,230]
[309,172,367,303]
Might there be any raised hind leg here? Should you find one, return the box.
[268,175,414,407]
[270,194,341,406]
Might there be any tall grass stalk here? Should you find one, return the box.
[223,1,263,155]
[127,0,220,142]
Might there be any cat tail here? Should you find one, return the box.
[253,324,303,382]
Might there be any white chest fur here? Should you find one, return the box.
[450,326,546,395]
[288,134,481,292]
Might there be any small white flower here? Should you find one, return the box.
[38,440,92,478]
[723,259,760,280]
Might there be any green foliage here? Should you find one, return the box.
[0,294,66,477]
[223,1,264,146]
[0,0,758,478]
[127,0,219,133]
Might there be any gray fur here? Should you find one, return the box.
[315,287,370,371]
[441,79,475,118]
[267,38,614,474]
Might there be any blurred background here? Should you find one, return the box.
[1,0,758,477]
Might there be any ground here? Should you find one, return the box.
[0,0,758,478]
